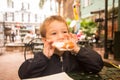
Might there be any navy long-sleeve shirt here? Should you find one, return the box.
[18,47,104,79]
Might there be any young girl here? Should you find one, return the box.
[18,15,104,79]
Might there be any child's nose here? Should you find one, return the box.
[58,33,64,40]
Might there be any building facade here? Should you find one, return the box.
[0,0,43,43]
[80,0,118,18]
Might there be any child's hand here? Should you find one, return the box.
[43,40,55,59]
[52,33,80,53]
[66,33,80,54]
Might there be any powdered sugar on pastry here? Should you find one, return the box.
[52,41,74,51]
[52,42,64,48]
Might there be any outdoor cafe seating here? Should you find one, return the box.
[24,38,43,60]
[23,38,120,80]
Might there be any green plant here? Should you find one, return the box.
[80,19,97,36]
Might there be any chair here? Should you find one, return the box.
[24,38,44,60]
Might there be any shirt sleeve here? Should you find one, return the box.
[18,52,49,79]
[75,47,104,73]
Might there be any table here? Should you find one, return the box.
[68,62,120,80]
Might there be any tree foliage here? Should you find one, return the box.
[39,0,47,9]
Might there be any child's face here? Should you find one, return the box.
[45,21,69,42]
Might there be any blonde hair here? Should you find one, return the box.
[40,15,69,37]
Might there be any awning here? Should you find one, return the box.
[91,9,105,14]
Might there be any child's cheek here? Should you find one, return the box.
[46,39,55,43]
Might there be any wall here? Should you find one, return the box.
[81,0,118,18]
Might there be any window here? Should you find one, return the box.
[21,2,29,10]
[35,14,37,22]
[12,12,14,21]
[82,0,93,8]
[7,0,14,8]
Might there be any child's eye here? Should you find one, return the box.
[63,31,68,33]
[51,32,56,35]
